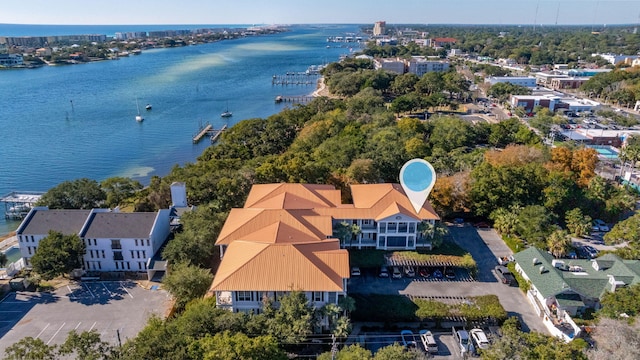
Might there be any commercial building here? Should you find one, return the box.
[373,21,386,36]
[408,57,450,76]
[485,76,536,88]
[592,53,640,65]
[374,58,406,74]
[510,93,600,113]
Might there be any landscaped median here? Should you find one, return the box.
[350,293,508,325]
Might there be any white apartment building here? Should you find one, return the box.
[485,76,537,88]
[408,57,450,77]
[16,207,170,275]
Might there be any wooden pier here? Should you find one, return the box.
[275,96,314,104]
[193,123,213,144]
[192,122,227,144]
[209,124,227,144]
[272,73,320,85]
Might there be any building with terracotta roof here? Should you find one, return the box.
[210,183,440,313]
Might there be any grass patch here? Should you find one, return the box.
[351,294,507,324]
[351,294,418,322]
[350,250,387,268]
[389,252,476,269]
[503,234,526,253]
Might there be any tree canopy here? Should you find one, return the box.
[30,231,85,280]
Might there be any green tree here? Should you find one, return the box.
[37,178,106,209]
[317,344,372,360]
[546,230,572,258]
[4,337,56,360]
[333,221,361,248]
[490,207,520,237]
[30,231,85,280]
[598,283,640,320]
[262,290,315,344]
[100,177,143,208]
[188,331,286,360]
[162,205,227,268]
[373,343,426,360]
[565,208,592,238]
[0,252,7,267]
[162,262,214,311]
[58,330,118,360]
[604,213,640,246]
[516,205,555,248]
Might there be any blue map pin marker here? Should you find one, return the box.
[400,159,437,214]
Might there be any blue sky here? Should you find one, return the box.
[1,0,638,25]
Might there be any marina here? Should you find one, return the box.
[1,192,43,220]
[192,123,227,144]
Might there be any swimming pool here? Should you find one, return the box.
[588,145,619,159]
[2,246,21,265]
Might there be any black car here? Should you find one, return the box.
[495,265,516,285]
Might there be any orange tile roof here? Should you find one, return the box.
[337,183,439,220]
[244,183,341,209]
[210,239,349,292]
[215,208,333,246]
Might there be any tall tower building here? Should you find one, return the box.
[373,21,386,36]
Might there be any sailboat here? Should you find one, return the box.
[135,98,144,122]
[221,101,232,118]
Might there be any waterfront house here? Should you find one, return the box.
[16,207,170,279]
[210,183,440,313]
[513,247,640,341]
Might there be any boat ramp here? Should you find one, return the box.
[192,122,227,144]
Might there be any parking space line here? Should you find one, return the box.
[120,282,133,298]
[102,283,113,297]
[47,322,66,345]
[89,321,97,331]
[83,283,95,298]
[0,293,12,303]
[74,322,82,330]
[36,323,50,339]
[67,285,76,299]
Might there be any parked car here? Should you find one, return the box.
[350,267,361,276]
[419,267,430,278]
[452,327,473,356]
[432,268,443,280]
[445,267,456,280]
[593,219,609,232]
[404,266,415,277]
[470,328,490,352]
[379,266,389,278]
[392,266,402,279]
[495,265,516,286]
[400,330,417,348]
[419,329,439,354]
[584,245,599,258]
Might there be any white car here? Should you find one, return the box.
[593,219,609,232]
[470,328,490,351]
[404,266,415,277]
[453,329,473,356]
[419,329,438,354]
[350,267,361,276]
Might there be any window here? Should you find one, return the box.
[115,262,119,270]
[89,250,94,259]
[142,250,146,258]
[113,251,124,261]
[378,237,385,247]
[409,223,415,233]
[130,250,135,258]
[135,239,138,246]
[126,262,130,270]
[31,236,34,242]
[27,246,31,255]
[111,239,122,249]
[137,250,141,259]
[398,222,408,233]
[138,262,143,270]
[387,236,407,247]
[237,291,252,302]
[101,250,105,258]
[388,222,397,232]
[146,239,150,246]
[328,292,337,304]
[19,236,22,243]
[313,292,324,302]
[97,261,101,270]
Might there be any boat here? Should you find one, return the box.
[221,101,232,118]
[145,104,152,110]
[275,95,283,103]
[135,98,144,122]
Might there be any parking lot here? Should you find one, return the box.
[0,280,169,353]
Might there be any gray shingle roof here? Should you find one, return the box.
[19,209,91,235]
[82,212,157,239]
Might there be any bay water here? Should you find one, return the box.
[0,24,363,234]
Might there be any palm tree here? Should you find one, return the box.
[547,230,572,258]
